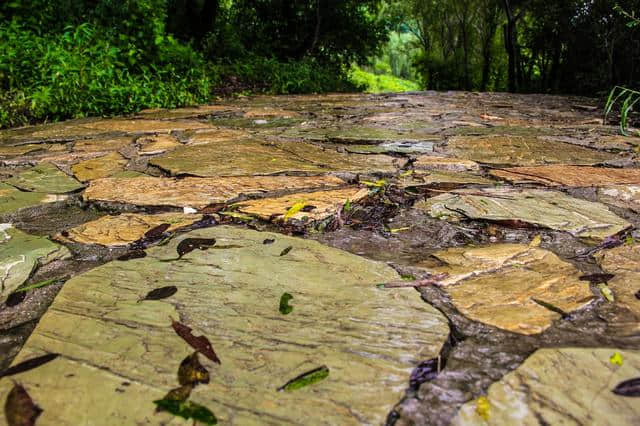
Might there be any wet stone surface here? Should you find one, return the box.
[0,91,639,425]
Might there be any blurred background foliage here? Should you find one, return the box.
[1,0,639,128]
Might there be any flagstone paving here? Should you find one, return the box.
[1,91,639,426]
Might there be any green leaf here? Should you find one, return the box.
[153,399,217,424]
[279,292,294,315]
[277,366,329,392]
[13,278,60,293]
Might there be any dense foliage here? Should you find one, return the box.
[0,0,387,128]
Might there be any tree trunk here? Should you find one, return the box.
[501,0,517,92]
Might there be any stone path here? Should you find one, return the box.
[0,92,639,425]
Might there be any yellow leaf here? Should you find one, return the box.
[390,227,411,234]
[610,352,623,366]
[283,201,308,222]
[475,396,490,421]
[597,283,615,302]
[529,234,542,247]
[360,179,387,187]
[400,170,414,177]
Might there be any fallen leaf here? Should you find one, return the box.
[178,352,210,386]
[579,273,615,284]
[529,234,542,247]
[597,283,615,302]
[117,250,147,261]
[612,377,640,397]
[283,201,308,222]
[0,354,59,378]
[409,358,441,389]
[153,399,217,424]
[360,179,387,188]
[4,382,42,426]
[171,319,221,364]
[610,352,624,366]
[263,238,275,245]
[144,223,171,239]
[279,293,293,315]
[280,246,293,256]
[390,227,411,234]
[139,286,178,302]
[5,292,26,307]
[475,396,490,421]
[277,366,329,392]
[176,238,217,259]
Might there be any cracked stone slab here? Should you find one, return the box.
[413,156,481,172]
[5,163,83,194]
[491,165,640,186]
[452,348,640,425]
[185,128,251,146]
[71,152,129,182]
[0,225,70,299]
[55,213,203,247]
[417,244,594,334]
[594,244,640,336]
[284,126,439,145]
[0,144,50,156]
[84,175,346,209]
[597,185,640,212]
[345,141,435,154]
[445,135,616,166]
[416,188,630,241]
[136,104,235,119]
[150,139,399,177]
[81,119,212,134]
[0,226,449,425]
[243,107,300,118]
[236,187,369,222]
[71,137,132,153]
[136,134,182,155]
[399,171,493,189]
[0,183,66,216]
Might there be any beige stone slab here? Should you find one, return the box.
[416,188,630,241]
[56,213,202,247]
[71,152,128,182]
[492,165,640,186]
[598,185,640,212]
[137,104,235,119]
[236,187,369,222]
[185,128,250,146]
[82,119,211,134]
[413,156,480,172]
[136,134,182,155]
[452,348,640,425]
[72,137,132,153]
[0,227,449,425]
[399,171,493,189]
[446,136,616,166]
[594,244,640,335]
[243,108,300,118]
[0,144,50,156]
[417,244,594,334]
[84,175,346,209]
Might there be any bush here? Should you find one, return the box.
[0,22,215,128]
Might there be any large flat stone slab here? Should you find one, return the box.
[416,188,630,241]
[418,244,594,334]
[0,183,65,216]
[452,348,640,425]
[5,163,83,194]
[71,152,128,182]
[446,136,616,166]
[0,227,449,425]
[0,226,70,299]
[491,165,640,186]
[84,175,346,209]
[56,213,203,247]
[594,244,640,336]
[236,187,369,222]
[150,139,399,177]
